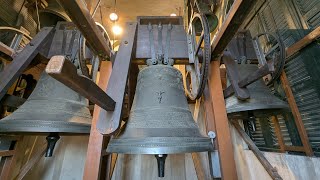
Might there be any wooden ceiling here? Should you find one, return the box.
[90,0,184,40]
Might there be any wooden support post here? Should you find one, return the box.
[207,60,238,180]
[271,116,285,152]
[0,137,21,180]
[97,22,137,135]
[15,144,47,180]
[280,72,313,156]
[191,153,208,180]
[83,61,112,180]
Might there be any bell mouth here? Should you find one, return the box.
[106,137,213,154]
[227,107,289,119]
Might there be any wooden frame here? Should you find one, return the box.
[0,136,21,180]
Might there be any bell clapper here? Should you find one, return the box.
[45,132,60,157]
[155,154,168,177]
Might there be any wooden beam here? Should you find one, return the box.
[83,61,112,180]
[271,116,285,152]
[207,60,237,180]
[0,27,54,100]
[97,23,137,135]
[0,42,14,57]
[232,120,283,180]
[58,0,112,60]
[0,139,20,180]
[286,26,320,58]
[280,72,313,156]
[211,0,258,57]
[15,144,47,180]
[0,150,15,157]
[284,145,305,152]
[191,153,208,180]
[0,156,15,180]
[46,55,116,111]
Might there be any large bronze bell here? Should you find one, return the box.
[225,64,289,119]
[107,65,213,177]
[0,72,91,156]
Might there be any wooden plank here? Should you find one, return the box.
[207,60,238,180]
[0,140,20,180]
[286,26,320,58]
[15,144,47,180]
[284,145,306,152]
[0,42,14,57]
[46,55,116,111]
[271,116,286,152]
[0,27,54,100]
[211,0,258,57]
[0,156,14,180]
[232,120,283,180]
[191,153,207,180]
[58,0,112,60]
[280,72,313,156]
[97,22,137,135]
[0,150,15,157]
[83,61,112,180]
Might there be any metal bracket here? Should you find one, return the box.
[207,131,221,178]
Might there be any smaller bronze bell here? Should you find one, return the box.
[0,72,92,157]
[225,64,289,119]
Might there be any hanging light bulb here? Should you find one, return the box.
[112,25,122,35]
[170,13,177,16]
[109,12,118,21]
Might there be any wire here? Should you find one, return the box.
[35,0,41,32]
[92,0,101,18]
[0,27,32,40]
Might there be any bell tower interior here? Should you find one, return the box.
[0,0,320,179]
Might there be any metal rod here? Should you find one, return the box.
[232,120,283,180]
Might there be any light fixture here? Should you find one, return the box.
[109,12,118,21]
[112,25,122,35]
[170,13,177,16]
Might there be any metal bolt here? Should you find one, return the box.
[124,41,128,45]
[208,131,216,139]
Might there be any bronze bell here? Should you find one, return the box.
[225,64,289,119]
[107,65,213,177]
[39,0,71,27]
[0,72,91,156]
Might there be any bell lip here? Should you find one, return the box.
[0,131,90,135]
[106,137,214,154]
[0,124,91,134]
[226,104,290,114]
[106,146,214,154]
